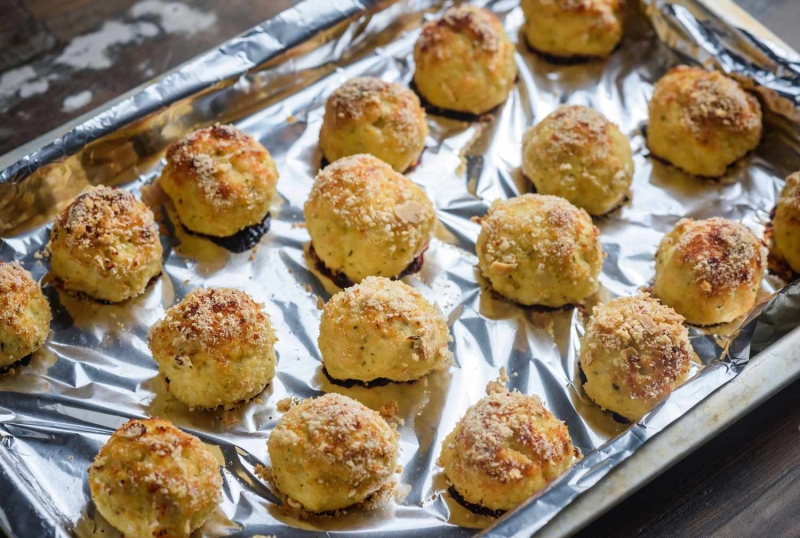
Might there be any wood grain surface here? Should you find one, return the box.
[0,1,798,538]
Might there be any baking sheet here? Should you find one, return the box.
[1,0,800,537]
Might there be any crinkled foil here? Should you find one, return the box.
[2,1,800,537]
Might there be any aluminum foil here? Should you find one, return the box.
[2,1,800,537]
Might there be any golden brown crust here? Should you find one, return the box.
[540,105,612,148]
[148,288,277,409]
[0,263,47,341]
[521,105,633,215]
[165,125,264,205]
[319,276,453,382]
[160,124,278,236]
[771,171,800,273]
[150,288,271,356]
[309,155,431,236]
[49,186,162,302]
[581,294,691,404]
[417,5,504,54]
[647,66,762,177]
[319,77,428,172]
[653,217,766,325]
[658,218,764,298]
[0,262,51,366]
[476,194,604,307]
[88,418,221,538]
[521,0,623,59]
[51,187,159,264]
[304,154,436,283]
[328,78,413,123]
[413,5,517,115]
[482,198,582,267]
[267,393,399,512]
[667,66,762,135]
[438,390,577,511]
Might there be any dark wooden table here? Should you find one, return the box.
[1,1,799,537]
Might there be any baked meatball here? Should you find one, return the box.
[319,77,428,173]
[772,171,800,273]
[0,262,51,368]
[304,154,436,284]
[438,390,578,512]
[148,287,277,410]
[88,418,222,538]
[521,0,623,59]
[268,393,399,512]
[647,66,762,177]
[413,5,517,115]
[319,276,452,383]
[580,294,692,421]
[522,105,634,216]
[653,217,766,326]
[49,187,162,303]
[476,194,604,307]
[159,124,279,237]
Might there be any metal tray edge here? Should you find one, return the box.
[533,5,800,535]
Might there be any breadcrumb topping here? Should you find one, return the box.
[521,0,622,60]
[481,194,591,268]
[88,418,221,534]
[0,262,51,362]
[538,105,612,159]
[647,65,761,178]
[522,104,633,216]
[582,294,691,400]
[149,287,273,355]
[308,155,431,232]
[440,391,576,483]
[684,70,761,133]
[658,66,762,136]
[291,394,396,486]
[164,124,276,212]
[325,77,425,155]
[477,193,603,306]
[148,287,277,410]
[0,263,43,332]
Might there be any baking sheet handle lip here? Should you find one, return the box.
[0,0,387,186]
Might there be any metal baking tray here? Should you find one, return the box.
[2,0,800,537]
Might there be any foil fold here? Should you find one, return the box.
[1,1,800,537]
